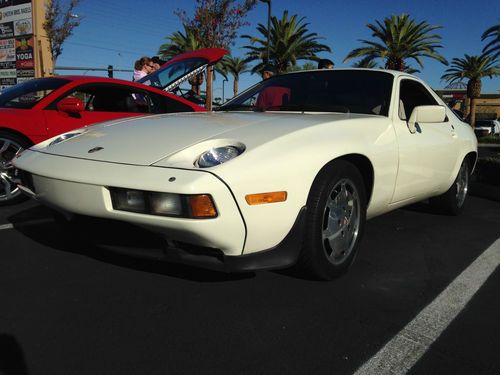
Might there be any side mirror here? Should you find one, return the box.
[57,97,84,114]
[407,105,446,134]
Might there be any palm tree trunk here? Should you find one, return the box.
[463,97,470,119]
[233,79,238,96]
[470,98,477,128]
[205,66,213,111]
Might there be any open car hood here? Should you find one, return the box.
[137,48,227,93]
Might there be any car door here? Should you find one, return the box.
[42,83,162,137]
[391,77,459,203]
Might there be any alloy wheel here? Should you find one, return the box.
[321,178,361,265]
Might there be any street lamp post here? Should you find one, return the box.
[259,0,271,64]
[222,78,228,103]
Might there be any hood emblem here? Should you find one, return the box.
[88,147,104,153]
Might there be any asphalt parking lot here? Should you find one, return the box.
[1,196,499,375]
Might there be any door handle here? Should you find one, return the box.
[451,125,457,138]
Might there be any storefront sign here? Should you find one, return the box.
[0,21,13,38]
[0,0,33,88]
[0,38,15,62]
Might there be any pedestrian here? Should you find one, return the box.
[256,64,290,110]
[318,58,334,69]
[260,63,276,80]
[132,56,154,81]
[151,56,166,71]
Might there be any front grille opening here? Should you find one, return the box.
[170,240,224,261]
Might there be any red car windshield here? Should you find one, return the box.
[0,78,70,109]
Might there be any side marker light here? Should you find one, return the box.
[245,191,287,205]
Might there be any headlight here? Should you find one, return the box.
[49,129,87,147]
[196,145,245,168]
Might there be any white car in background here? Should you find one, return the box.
[474,119,500,137]
[14,69,477,280]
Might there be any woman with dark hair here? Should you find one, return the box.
[132,56,154,81]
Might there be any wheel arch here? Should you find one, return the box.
[313,154,374,205]
[465,151,478,174]
[0,127,35,147]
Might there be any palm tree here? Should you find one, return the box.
[242,10,331,74]
[441,54,499,128]
[343,14,447,72]
[351,57,420,74]
[482,22,500,60]
[220,56,250,96]
[287,62,317,71]
[158,26,201,60]
[158,26,204,94]
[352,57,379,69]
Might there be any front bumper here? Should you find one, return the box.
[15,151,246,256]
[14,150,307,271]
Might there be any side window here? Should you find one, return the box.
[51,85,154,113]
[64,90,94,110]
[49,84,194,114]
[399,79,439,120]
[146,92,194,114]
[89,88,149,113]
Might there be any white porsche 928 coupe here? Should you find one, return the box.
[14,69,477,280]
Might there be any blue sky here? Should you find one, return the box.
[57,0,499,97]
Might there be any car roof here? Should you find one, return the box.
[46,75,151,86]
[278,67,415,79]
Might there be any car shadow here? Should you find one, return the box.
[0,334,30,375]
[401,200,453,216]
[8,205,254,283]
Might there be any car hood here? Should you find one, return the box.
[35,111,376,166]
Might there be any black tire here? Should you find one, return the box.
[298,160,367,280]
[0,131,32,206]
[429,158,469,216]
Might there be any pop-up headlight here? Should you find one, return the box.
[196,145,244,168]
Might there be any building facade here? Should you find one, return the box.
[436,88,500,120]
[0,0,53,90]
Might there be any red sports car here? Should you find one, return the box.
[0,48,227,205]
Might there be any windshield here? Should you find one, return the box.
[137,57,208,91]
[0,78,69,109]
[219,70,394,116]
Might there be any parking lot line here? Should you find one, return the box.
[0,223,14,230]
[355,237,500,375]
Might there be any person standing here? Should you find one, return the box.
[317,58,334,69]
[260,64,276,80]
[151,56,166,71]
[132,56,154,81]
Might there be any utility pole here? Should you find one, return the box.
[259,0,271,64]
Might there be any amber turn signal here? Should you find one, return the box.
[189,194,218,217]
[245,191,287,205]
